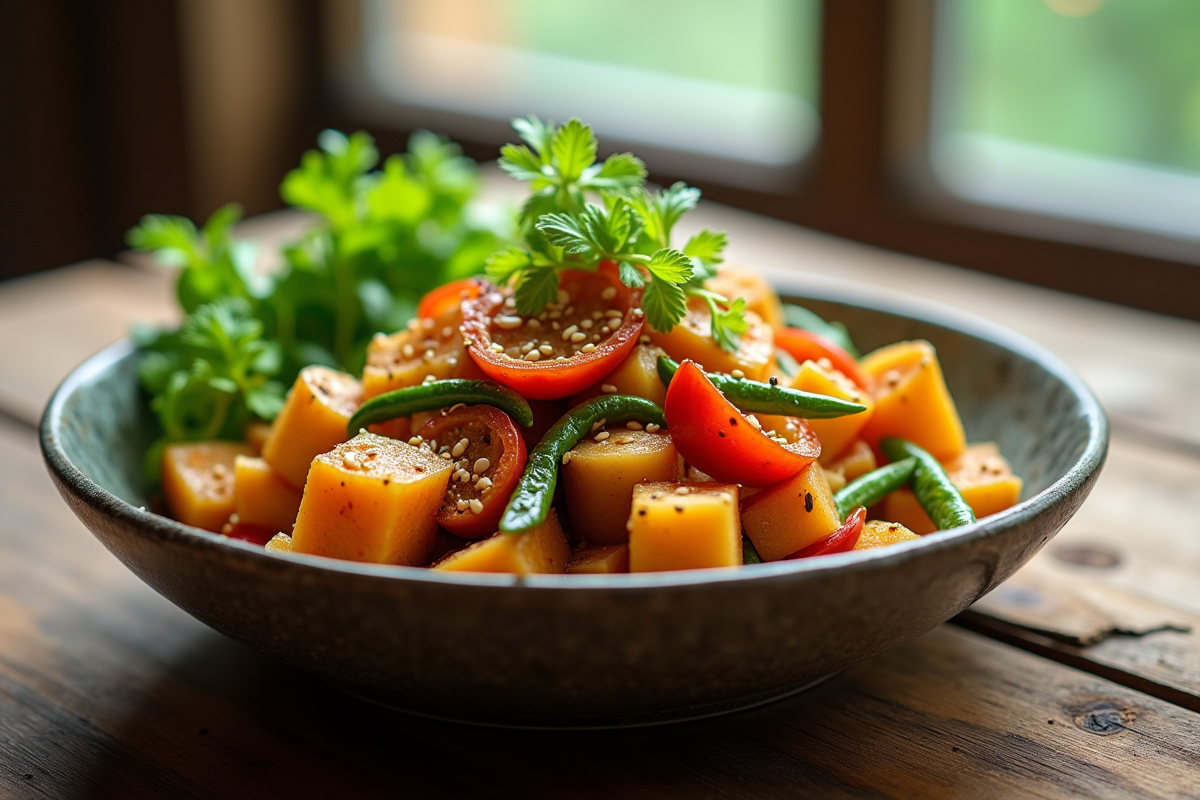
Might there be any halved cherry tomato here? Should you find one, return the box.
[416,405,527,538]
[664,359,819,488]
[784,506,865,558]
[220,521,277,546]
[460,264,644,400]
[775,327,873,392]
[417,279,481,319]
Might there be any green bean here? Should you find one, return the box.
[833,458,917,519]
[499,395,665,534]
[347,379,533,435]
[656,356,865,420]
[742,536,763,564]
[880,438,975,530]
[783,303,859,357]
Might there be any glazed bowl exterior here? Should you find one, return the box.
[40,276,1108,725]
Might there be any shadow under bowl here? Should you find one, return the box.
[40,275,1108,727]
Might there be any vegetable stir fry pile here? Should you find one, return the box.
[142,118,1023,574]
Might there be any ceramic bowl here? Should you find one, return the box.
[40,276,1107,727]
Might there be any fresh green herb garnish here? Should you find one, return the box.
[490,116,747,350]
[129,130,502,468]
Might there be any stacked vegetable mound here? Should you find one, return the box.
[138,118,1023,575]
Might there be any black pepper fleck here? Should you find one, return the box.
[804,492,814,512]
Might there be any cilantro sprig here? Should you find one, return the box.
[489,117,746,350]
[128,130,503,472]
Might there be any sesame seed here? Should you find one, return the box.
[556,289,570,305]
[476,477,493,491]
[441,326,453,339]
[211,463,228,478]
[448,403,466,413]
[401,343,415,358]
[591,333,601,341]
[718,492,733,504]
[549,310,562,320]
[592,310,603,320]
[561,324,579,341]
[731,369,745,379]
[490,342,504,353]
[494,315,524,330]
[772,436,789,444]
[456,499,469,511]
[523,350,541,361]
[422,318,435,331]
[342,453,359,469]
[521,340,536,353]
[747,415,762,430]
[528,318,542,329]
[632,308,644,317]
[580,319,594,330]
[539,343,554,355]
[625,421,643,430]
[599,326,610,335]
[473,457,491,474]
[601,384,618,393]
[601,286,617,300]
[594,431,610,442]
[591,418,606,431]
[451,438,469,457]
[570,332,587,343]
[373,332,388,344]
[408,436,423,446]
[562,451,573,465]
[674,486,690,495]
[407,319,420,331]
[817,357,833,371]
[424,374,436,383]
[423,348,436,361]
[645,423,661,433]
[504,296,516,308]
[463,337,473,347]
[468,499,484,515]
[440,452,452,460]
[581,343,597,353]
[639,335,651,344]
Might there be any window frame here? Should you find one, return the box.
[313,0,1200,321]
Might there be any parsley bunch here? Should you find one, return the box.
[486,116,745,350]
[129,129,502,465]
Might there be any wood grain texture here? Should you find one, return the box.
[2,419,1199,799]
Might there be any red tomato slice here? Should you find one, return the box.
[664,360,819,488]
[221,521,277,546]
[775,328,873,392]
[416,405,527,538]
[785,506,865,559]
[417,279,481,320]
[460,264,644,400]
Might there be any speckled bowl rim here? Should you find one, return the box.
[40,274,1109,593]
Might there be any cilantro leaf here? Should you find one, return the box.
[709,296,750,353]
[551,119,598,182]
[645,248,694,284]
[582,152,647,191]
[617,261,646,288]
[683,229,727,266]
[499,143,547,183]
[486,246,533,284]
[514,267,561,316]
[512,114,555,160]
[642,275,689,333]
[536,212,595,255]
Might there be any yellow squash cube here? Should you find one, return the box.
[648,302,774,381]
[854,519,920,550]
[434,510,571,574]
[628,482,742,572]
[826,440,877,481]
[161,441,253,531]
[705,262,785,330]
[570,344,669,407]
[882,443,1023,534]
[362,309,469,399]
[233,455,303,534]
[262,366,362,489]
[567,544,630,574]
[859,340,966,462]
[290,432,452,565]
[740,464,841,561]
[563,430,680,544]
[790,360,874,463]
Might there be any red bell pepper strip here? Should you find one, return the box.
[664,359,818,488]
[775,327,873,392]
[785,506,866,559]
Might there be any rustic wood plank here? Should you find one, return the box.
[3,420,1200,798]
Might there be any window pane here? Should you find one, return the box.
[358,0,820,180]
[932,0,1200,242]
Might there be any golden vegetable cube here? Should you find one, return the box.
[859,340,966,462]
[262,366,362,489]
[290,432,452,565]
[854,520,920,550]
[563,430,680,544]
[243,421,272,454]
[790,360,874,463]
[882,443,1023,534]
[233,455,303,534]
[826,440,877,481]
[648,301,773,381]
[265,533,293,553]
[362,309,468,399]
[567,544,630,574]
[628,482,742,572]
[434,509,571,574]
[571,344,669,407]
[161,441,253,531]
[740,463,841,561]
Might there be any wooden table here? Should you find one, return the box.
[2,200,1199,798]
